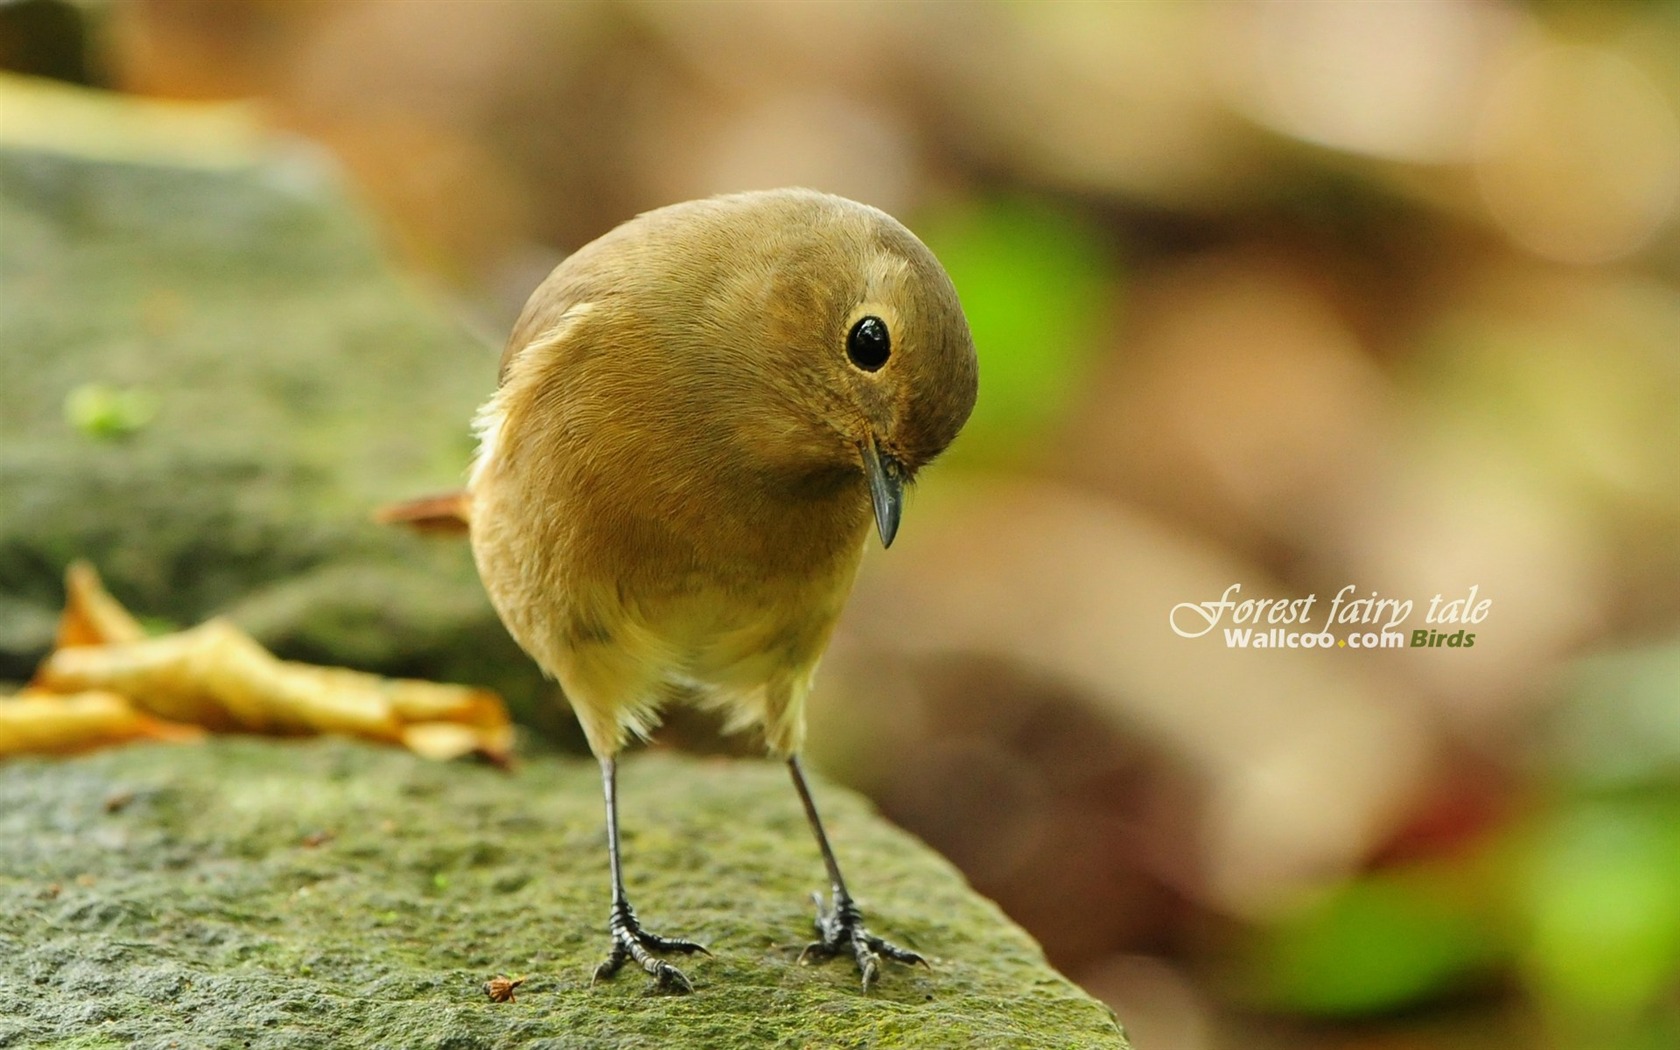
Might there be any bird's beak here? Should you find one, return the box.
[861,440,905,548]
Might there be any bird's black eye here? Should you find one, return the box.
[846,316,891,372]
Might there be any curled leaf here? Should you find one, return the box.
[54,560,146,649]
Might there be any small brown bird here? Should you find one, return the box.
[467,188,977,992]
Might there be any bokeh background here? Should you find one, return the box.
[10,0,1680,1047]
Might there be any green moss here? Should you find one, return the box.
[0,739,1126,1048]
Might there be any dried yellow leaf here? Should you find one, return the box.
[30,564,515,764]
[0,690,202,756]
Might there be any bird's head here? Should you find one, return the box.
[735,192,978,548]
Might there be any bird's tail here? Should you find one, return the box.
[373,491,471,535]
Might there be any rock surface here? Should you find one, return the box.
[0,80,554,728]
[0,738,1127,1048]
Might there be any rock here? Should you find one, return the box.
[0,77,553,730]
[0,738,1127,1048]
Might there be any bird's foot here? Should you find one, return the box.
[592,899,709,994]
[797,890,925,991]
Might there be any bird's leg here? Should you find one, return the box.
[787,755,925,990]
[592,755,708,993]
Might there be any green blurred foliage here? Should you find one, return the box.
[1519,797,1680,1018]
[915,197,1117,468]
[1244,765,1680,1040]
[1248,864,1504,1017]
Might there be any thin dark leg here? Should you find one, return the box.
[592,756,708,993]
[788,753,853,901]
[788,756,926,990]
[603,755,630,903]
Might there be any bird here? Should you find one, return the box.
[462,188,977,993]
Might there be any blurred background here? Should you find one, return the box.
[8,0,1680,1046]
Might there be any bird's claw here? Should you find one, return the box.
[592,899,708,994]
[798,890,924,991]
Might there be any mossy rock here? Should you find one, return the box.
[0,77,556,730]
[0,738,1127,1048]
